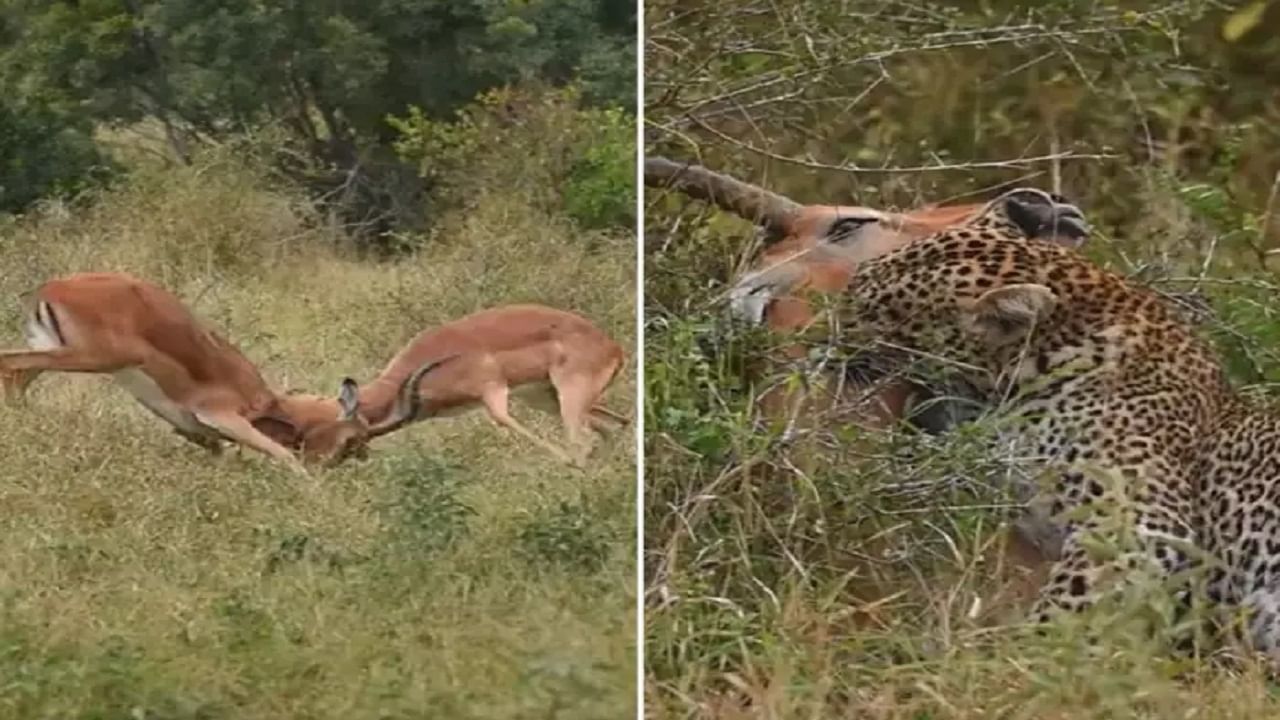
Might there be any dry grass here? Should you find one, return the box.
[642,0,1280,713]
[642,180,1280,720]
[0,148,636,719]
[643,310,1280,718]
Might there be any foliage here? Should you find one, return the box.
[0,100,109,213]
[1221,1,1273,42]
[0,0,634,136]
[645,0,1280,716]
[379,454,476,556]
[563,105,636,230]
[390,84,637,233]
[0,0,635,227]
[516,497,619,574]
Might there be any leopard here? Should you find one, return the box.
[830,186,1280,666]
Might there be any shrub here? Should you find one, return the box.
[563,106,634,230]
[516,497,616,573]
[0,102,110,214]
[389,84,635,233]
[378,454,477,556]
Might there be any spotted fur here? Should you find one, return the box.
[838,187,1280,664]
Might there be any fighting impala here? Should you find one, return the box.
[314,304,629,467]
[645,156,1090,434]
[0,272,448,473]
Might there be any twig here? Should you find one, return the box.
[1259,169,1280,270]
[685,116,1116,175]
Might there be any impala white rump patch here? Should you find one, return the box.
[112,368,206,434]
[25,301,63,350]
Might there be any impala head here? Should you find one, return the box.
[777,191,1089,268]
[728,190,1092,324]
[263,356,455,466]
[727,205,892,323]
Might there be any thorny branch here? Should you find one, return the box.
[646,2,1202,175]
[680,116,1118,174]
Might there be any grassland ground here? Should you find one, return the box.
[0,149,636,719]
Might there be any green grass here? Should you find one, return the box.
[642,0,1280,713]
[0,147,636,719]
[642,176,1280,719]
[644,277,1280,720]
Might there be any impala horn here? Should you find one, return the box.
[365,354,458,439]
[645,156,802,238]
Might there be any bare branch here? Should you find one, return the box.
[679,118,1118,175]
[1259,169,1280,270]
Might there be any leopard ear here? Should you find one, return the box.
[1003,191,1090,246]
[961,283,1057,346]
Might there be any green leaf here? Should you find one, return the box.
[1222,0,1270,42]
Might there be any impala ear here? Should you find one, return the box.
[252,415,301,447]
[337,378,360,421]
[961,283,1057,346]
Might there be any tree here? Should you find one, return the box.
[0,0,635,228]
[0,100,107,214]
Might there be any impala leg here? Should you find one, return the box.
[553,363,621,464]
[556,383,595,466]
[0,347,134,374]
[0,348,132,407]
[193,409,307,475]
[1,369,41,405]
[480,385,578,466]
[588,403,630,425]
[520,388,623,438]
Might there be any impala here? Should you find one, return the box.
[300,304,629,467]
[645,156,1089,434]
[0,272,449,472]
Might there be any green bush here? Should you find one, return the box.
[563,106,635,230]
[516,498,616,573]
[378,454,477,556]
[0,102,110,214]
[389,84,635,232]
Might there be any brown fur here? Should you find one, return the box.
[0,272,433,471]
[746,202,991,431]
[307,304,629,467]
[647,161,1092,620]
[40,273,277,414]
[645,158,1087,434]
